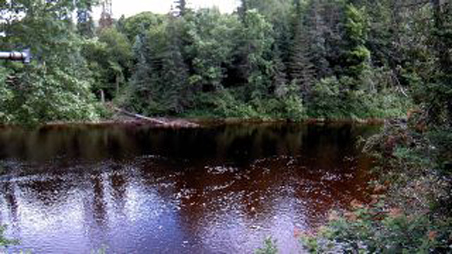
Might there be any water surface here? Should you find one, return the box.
[0,123,378,253]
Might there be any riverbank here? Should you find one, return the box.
[1,116,390,129]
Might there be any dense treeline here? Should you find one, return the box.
[114,0,413,120]
[1,0,425,124]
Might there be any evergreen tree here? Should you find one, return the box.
[238,0,249,21]
[288,0,315,98]
[76,0,95,38]
[160,16,189,113]
[272,45,288,97]
[129,33,155,111]
[343,4,370,83]
[305,0,330,78]
[426,0,452,125]
[174,0,187,17]
[130,15,189,114]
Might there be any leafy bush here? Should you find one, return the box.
[303,118,452,253]
[1,63,100,126]
[0,225,18,247]
[308,77,350,119]
[308,75,410,120]
[301,202,452,253]
[256,237,278,254]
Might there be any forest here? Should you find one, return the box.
[1,0,425,124]
[1,0,452,252]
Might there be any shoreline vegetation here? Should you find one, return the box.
[0,115,389,129]
[1,0,413,127]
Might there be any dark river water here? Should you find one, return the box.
[0,122,379,254]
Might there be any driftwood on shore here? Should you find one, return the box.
[113,107,199,128]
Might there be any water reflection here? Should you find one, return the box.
[0,123,378,253]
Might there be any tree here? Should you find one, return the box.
[425,0,452,125]
[242,0,293,63]
[122,12,165,42]
[288,0,315,98]
[129,15,189,115]
[343,4,370,84]
[271,44,288,97]
[184,9,240,92]
[174,0,187,17]
[304,0,330,78]
[237,0,249,21]
[0,0,100,125]
[237,10,274,100]
[76,0,96,38]
[83,27,133,99]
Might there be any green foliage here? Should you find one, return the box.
[0,225,18,247]
[1,63,99,126]
[288,1,315,97]
[305,3,452,244]
[186,85,305,121]
[0,0,437,124]
[122,12,165,42]
[239,10,275,99]
[255,237,278,254]
[184,9,240,91]
[344,4,370,79]
[128,15,189,115]
[0,0,101,125]
[277,82,307,121]
[301,204,452,253]
[308,77,344,119]
[308,66,411,119]
[83,27,133,98]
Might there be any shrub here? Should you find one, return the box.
[301,202,452,253]
[0,225,18,247]
[256,237,278,254]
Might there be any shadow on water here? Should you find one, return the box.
[0,122,380,253]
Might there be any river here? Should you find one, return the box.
[0,122,379,253]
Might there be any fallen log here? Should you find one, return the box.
[113,108,168,125]
[113,107,199,127]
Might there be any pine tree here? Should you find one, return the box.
[288,0,315,98]
[76,0,96,37]
[427,0,452,125]
[160,16,189,113]
[272,45,288,97]
[76,10,95,37]
[305,0,330,78]
[343,3,370,82]
[174,0,187,17]
[238,0,249,22]
[130,33,155,111]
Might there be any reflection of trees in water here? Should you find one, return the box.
[0,123,378,165]
[0,125,139,161]
[91,173,107,226]
[110,169,127,216]
[1,182,19,226]
[19,177,69,207]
